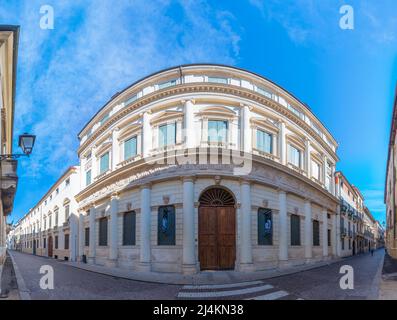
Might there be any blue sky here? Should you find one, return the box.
[1,0,396,224]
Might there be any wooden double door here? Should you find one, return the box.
[199,206,236,270]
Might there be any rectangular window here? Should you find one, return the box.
[65,178,70,187]
[158,206,176,245]
[65,205,70,221]
[311,160,321,180]
[123,211,136,246]
[86,170,92,186]
[328,229,331,247]
[100,113,109,125]
[208,76,227,84]
[43,238,46,249]
[158,79,177,89]
[124,136,137,160]
[256,86,272,99]
[55,236,58,249]
[256,130,273,154]
[313,220,320,246]
[159,123,176,147]
[288,145,301,167]
[85,228,90,246]
[64,234,69,250]
[99,218,108,246]
[257,208,273,245]
[55,211,58,226]
[291,214,301,246]
[342,238,345,250]
[100,152,110,174]
[208,120,228,143]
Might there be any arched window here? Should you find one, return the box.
[123,211,136,246]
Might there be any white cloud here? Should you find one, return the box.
[5,0,242,181]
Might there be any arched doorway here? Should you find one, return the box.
[198,187,236,270]
[48,236,53,258]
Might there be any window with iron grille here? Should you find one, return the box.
[123,211,136,246]
[158,206,175,245]
[85,228,90,246]
[313,220,320,246]
[99,218,108,246]
[258,208,273,245]
[291,214,301,246]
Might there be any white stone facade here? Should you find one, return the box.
[74,64,340,273]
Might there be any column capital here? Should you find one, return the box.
[140,183,152,190]
[276,188,287,195]
[182,176,196,183]
[239,178,252,186]
[110,192,120,201]
[240,103,253,111]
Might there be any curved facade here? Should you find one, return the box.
[75,64,340,273]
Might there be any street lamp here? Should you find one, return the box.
[0,133,36,160]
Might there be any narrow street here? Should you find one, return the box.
[9,250,384,300]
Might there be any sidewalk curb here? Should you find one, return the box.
[64,256,350,285]
[8,251,31,300]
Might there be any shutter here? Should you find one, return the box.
[158,206,176,245]
[99,218,108,246]
[64,234,69,250]
[313,220,320,246]
[258,208,273,245]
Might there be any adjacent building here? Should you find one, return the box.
[386,85,397,258]
[8,166,80,261]
[0,25,19,266]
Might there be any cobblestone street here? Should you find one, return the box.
[9,249,385,300]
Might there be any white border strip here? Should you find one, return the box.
[178,284,274,298]
[183,280,263,290]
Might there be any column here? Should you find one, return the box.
[184,100,195,149]
[182,177,196,273]
[112,128,120,170]
[88,207,96,264]
[279,121,286,165]
[243,105,251,153]
[304,200,312,260]
[322,154,327,185]
[139,184,151,271]
[305,138,311,177]
[278,190,288,262]
[240,180,253,270]
[109,194,119,265]
[78,212,84,261]
[322,209,328,257]
[142,111,152,158]
[332,213,337,256]
[272,134,277,157]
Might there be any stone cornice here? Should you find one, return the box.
[77,84,338,161]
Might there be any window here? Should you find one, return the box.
[65,205,70,221]
[56,188,59,195]
[256,86,272,99]
[288,145,301,167]
[86,170,92,186]
[85,228,90,246]
[99,218,108,246]
[159,123,176,147]
[328,229,331,246]
[43,238,46,249]
[257,208,272,245]
[256,130,273,154]
[342,238,344,250]
[123,211,136,246]
[54,211,58,226]
[291,214,301,246]
[311,160,321,180]
[100,113,109,125]
[49,216,52,229]
[158,206,175,245]
[313,220,320,246]
[65,178,70,187]
[208,76,227,84]
[208,120,228,143]
[124,136,137,160]
[158,79,177,89]
[100,152,110,174]
[55,236,58,249]
[64,234,69,250]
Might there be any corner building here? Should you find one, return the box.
[76,64,340,273]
